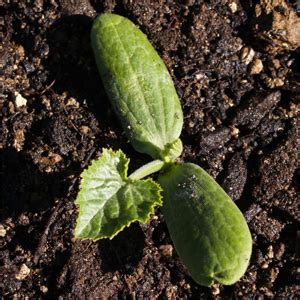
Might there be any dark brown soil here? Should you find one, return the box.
[1,0,299,298]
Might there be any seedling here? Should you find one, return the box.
[75,13,252,286]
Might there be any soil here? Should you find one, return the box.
[1,0,299,298]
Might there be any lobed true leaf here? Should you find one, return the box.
[75,149,162,240]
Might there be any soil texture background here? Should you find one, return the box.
[1,0,299,298]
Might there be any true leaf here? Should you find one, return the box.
[159,163,252,286]
[91,13,183,161]
[75,149,162,240]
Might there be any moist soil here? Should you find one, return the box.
[1,0,299,298]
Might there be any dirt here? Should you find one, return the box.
[0,0,299,298]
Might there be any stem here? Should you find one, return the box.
[128,160,165,181]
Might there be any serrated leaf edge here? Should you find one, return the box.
[75,148,129,206]
[97,178,163,241]
[76,178,163,241]
[75,148,163,241]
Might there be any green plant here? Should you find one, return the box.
[75,13,252,286]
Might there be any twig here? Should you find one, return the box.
[33,201,63,264]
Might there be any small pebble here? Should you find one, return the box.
[17,214,30,226]
[228,1,238,13]
[272,59,281,69]
[275,243,285,260]
[165,286,178,298]
[66,97,79,107]
[80,126,90,135]
[240,47,255,65]
[267,245,274,259]
[265,77,284,88]
[184,283,191,289]
[41,96,51,108]
[269,267,279,283]
[0,224,6,237]
[15,264,30,280]
[159,244,173,257]
[14,92,27,108]
[250,58,263,74]
[13,129,25,152]
[40,285,48,293]
[273,78,284,87]
[211,284,220,295]
[17,45,25,59]
[231,126,239,137]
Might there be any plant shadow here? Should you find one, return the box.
[0,148,70,255]
[45,14,113,123]
[44,14,131,151]
[0,149,67,218]
[44,14,146,272]
[98,223,146,273]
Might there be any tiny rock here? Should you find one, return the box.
[228,1,238,13]
[250,58,263,75]
[265,77,285,88]
[159,244,173,257]
[13,129,25,152]
[15,264,30,280]
[273,78,284,87]
[0,224,7,237]
[240,47,255,65]
[49,152,63,164]
[39,152,63,167]
[165,286,178,298]
[17,45,25,59]
[272,59,281,69]
[14,92,27,108]
[275,243,285,260]
[230,126,239,137]
[267,245,274,259]
[212,284,220,295]
[66,97,79,107]
[8,101,15,113]
[269,267,279,283]
[41,96,51,109]
[17,214,30,226]
[80,125,90,135]
[40,285,48,293]
[261,261,269,269]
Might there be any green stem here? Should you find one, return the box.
[128,160,165,181]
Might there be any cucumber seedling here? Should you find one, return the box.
[75,13,252,286]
